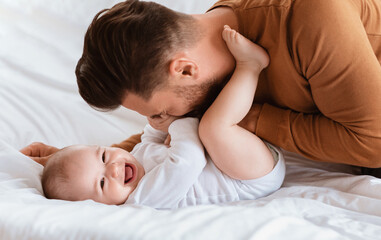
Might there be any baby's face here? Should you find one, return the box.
[61,145,144,205]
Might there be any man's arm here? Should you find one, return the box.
[243,0,381,167]
[21,133,143,165]
[20,142,60,166]
[111,133,142,152]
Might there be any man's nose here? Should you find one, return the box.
[107,163,119,178]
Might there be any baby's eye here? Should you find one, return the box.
[100,178,105,189]
[102,151,106,163]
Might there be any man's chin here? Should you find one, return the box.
[183,109,203,119]
[186,75,230,118]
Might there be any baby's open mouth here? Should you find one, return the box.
[124,164,134,184]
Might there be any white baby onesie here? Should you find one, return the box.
[125,118,285,209]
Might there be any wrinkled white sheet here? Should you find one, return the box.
[1,0,381,239]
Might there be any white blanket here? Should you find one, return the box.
[1,0,381,239]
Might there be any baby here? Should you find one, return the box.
[31,26,285,208]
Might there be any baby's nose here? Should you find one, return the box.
[108,163,119,178]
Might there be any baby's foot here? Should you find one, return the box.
[222,25,269,71]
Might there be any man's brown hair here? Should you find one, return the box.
[76,0,200,110]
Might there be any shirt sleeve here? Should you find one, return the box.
[255,0,381,167]
[126,118,207,209]
[140,122,168,144]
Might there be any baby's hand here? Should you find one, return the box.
[147,114,180,133]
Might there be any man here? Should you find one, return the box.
[25,0,381,168]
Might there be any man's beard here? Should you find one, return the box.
[174,73,231,119]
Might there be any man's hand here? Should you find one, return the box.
[147,114,180,133]
[20,142,60,166]
[238,104,262,133]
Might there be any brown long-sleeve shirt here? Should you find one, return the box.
[118,0,381,167]
[208,0,381,167]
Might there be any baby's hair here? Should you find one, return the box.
[41,149,71,200]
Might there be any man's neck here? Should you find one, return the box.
[190,7,238,84]
[197,6,239,31]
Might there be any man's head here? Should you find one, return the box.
[42,145,145,205]
[76,0,203,111]
[76,0,234,118]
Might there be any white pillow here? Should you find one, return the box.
[0,141,44,201]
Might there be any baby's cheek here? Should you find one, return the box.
[106,185,129,204]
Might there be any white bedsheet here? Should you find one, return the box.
[1,0,381,239]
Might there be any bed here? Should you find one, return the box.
[1,0,381,239]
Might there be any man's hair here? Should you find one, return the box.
[76,0,201,111]
[41,150,70,200]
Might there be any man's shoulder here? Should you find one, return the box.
[209,0,357,15]
[209,0,292,11]
[289,0,360,30]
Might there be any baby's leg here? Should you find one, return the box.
[199,26,274,180]
[222,25,269,71]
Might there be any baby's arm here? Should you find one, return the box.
[199,26,274,180]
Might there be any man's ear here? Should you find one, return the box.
[168,56,199,81]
